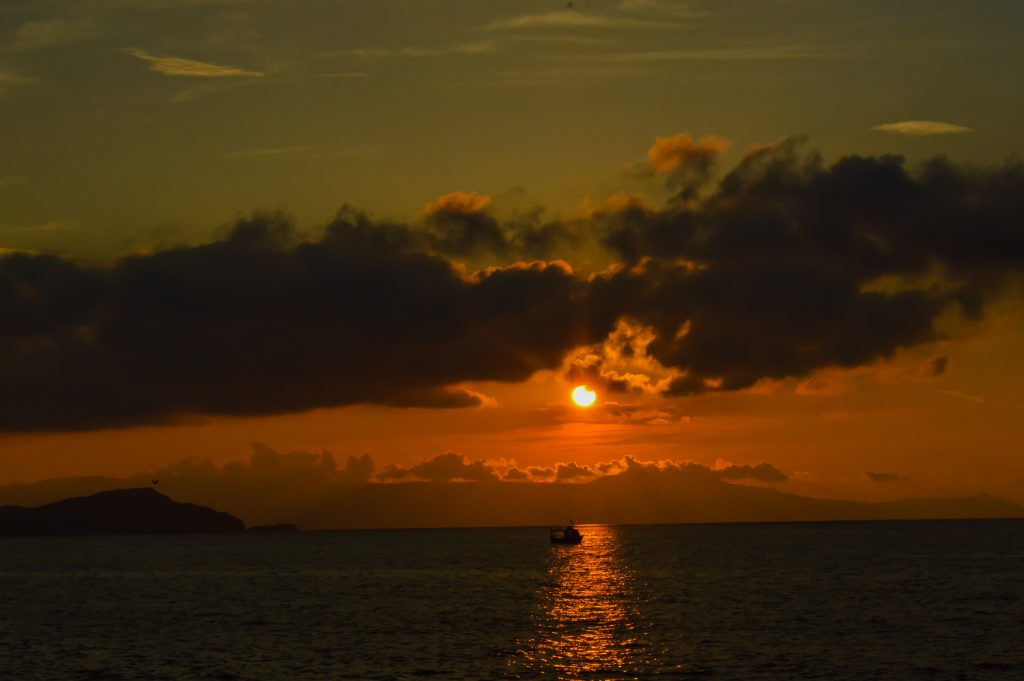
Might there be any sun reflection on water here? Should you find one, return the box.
[510,525,685,679]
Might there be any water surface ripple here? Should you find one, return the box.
[2,520,1022,679]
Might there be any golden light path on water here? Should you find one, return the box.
[510,525,688,679]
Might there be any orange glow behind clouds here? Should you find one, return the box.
[572,385,597,408]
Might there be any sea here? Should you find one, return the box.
[1,520,1022,680]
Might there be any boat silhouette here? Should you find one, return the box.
[549,521,583,545]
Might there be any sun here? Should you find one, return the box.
[571,385,597,408]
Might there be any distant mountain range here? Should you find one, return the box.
[0,465,1019,531]
[290,466,1022,529]
[0,488,244,536]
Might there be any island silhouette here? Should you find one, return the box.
[0,488,246,536]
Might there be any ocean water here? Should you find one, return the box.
[1,521,1022,680]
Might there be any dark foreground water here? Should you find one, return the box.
[2,521,1023,680]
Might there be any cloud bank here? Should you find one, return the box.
[1,137,1022,431]
[1,448,1018,528]
[373,452,787,485]
[379,452,500,482]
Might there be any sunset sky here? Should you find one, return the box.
[1,0,1023,509]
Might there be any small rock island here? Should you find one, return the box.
[248,523,301,533]
[0,488,245,536]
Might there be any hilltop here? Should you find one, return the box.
[0,488,245,536]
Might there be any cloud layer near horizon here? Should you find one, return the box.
[1,446,1019,528]
[1,138,1022,431]
[0,445,787,493]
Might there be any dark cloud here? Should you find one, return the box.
[595,459,624,474]
[344,453,375,484]
[502,467,529,481]
[866,471,909,483]
[423,192,507,257]
[2,140,1024,431]
[555,461,597,482]
[590,456,788,483]
[527,466,555,480]
[643,133,731,202]
[378,452,499,482]
[595,141,1024,395]
[155,444,373,489]
[715,462,789,483]
[420,192,581,261]
[134,444,373,525]
[376,465,410,482]
[620,455,657,473]
[928,356,949,377]
[0,210,601,431]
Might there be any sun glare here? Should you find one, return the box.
[571,385,597,408]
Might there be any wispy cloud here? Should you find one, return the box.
[126,48,263,77]
[170,77,261,103]
[103,0,249,7]
[938,389,987,404]
[0,246,40,256]
[442,65,647,88]
[330,41,499,60]
[0,220,72,233]
[567,44,844,63]
[503,34,616,47]
[486,10,671,31]
[0,71,34,97]
[323,35,614,64]
[617,0,710,19]
[872,120,972,136]
[18,220,70,233]
[213,146,308,159]
[206,145,369,160]
[318,71,369,79]
[8,19,94,53]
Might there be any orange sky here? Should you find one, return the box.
[1,1,1023,512]
[3,301,1022,505]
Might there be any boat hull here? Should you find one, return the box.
[549,524,583,544]
[550,535,583,545]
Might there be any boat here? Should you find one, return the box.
[550,521,583,545]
